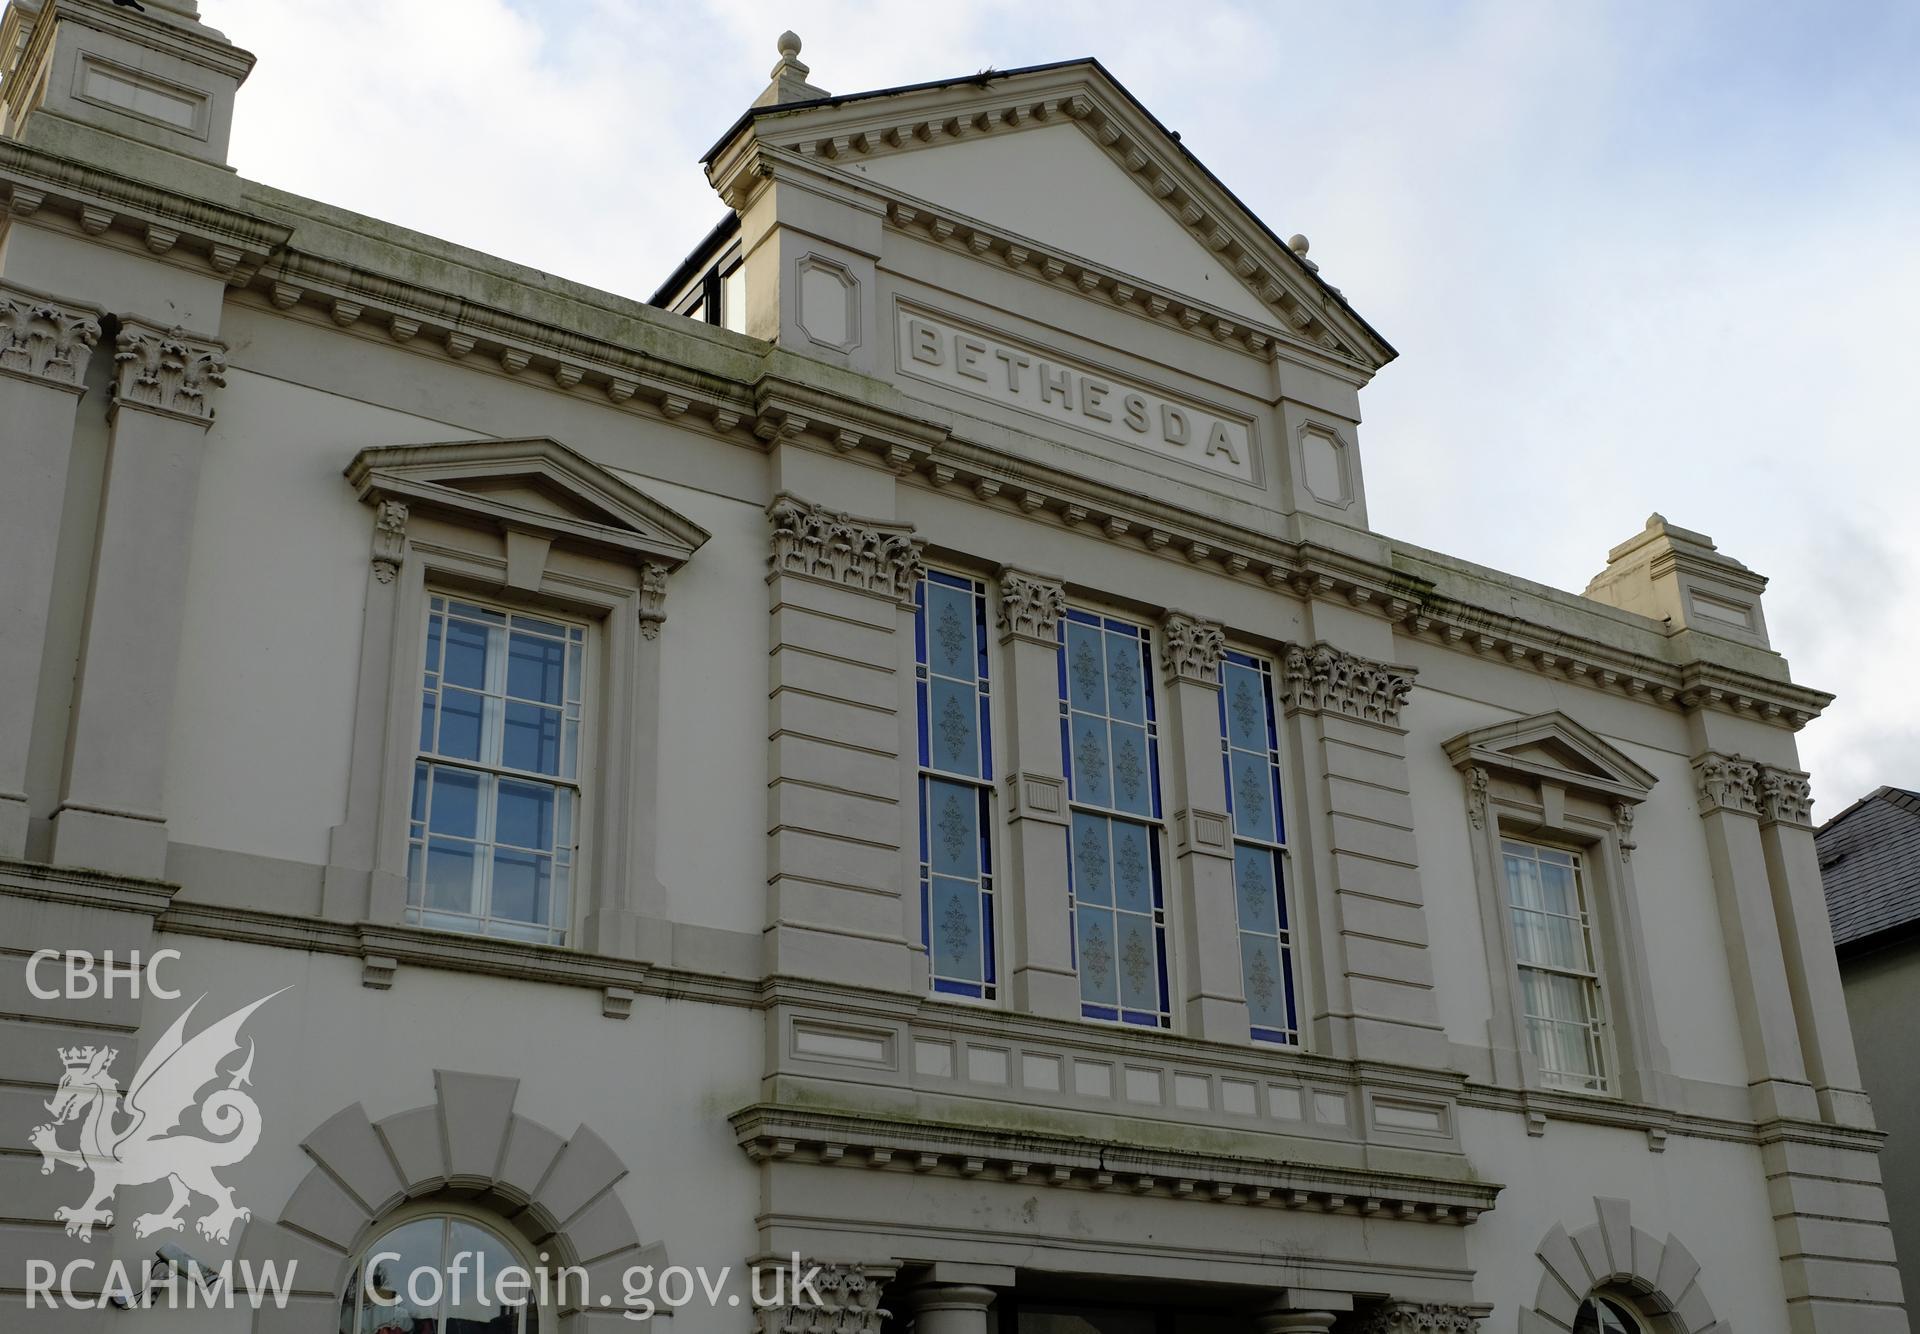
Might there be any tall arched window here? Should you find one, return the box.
[1573,1295,1646,1334]
[339,1210,543,1333]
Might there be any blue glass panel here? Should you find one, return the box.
[979,694,994,782]
[1241,933,1287,1031]
[507,630,566,704]
[502,701,562,775]
[418,690,436,752]
[512,614,565,639]
[1234,844,1278,934]
[1076,906,1117,1006]
[1071,813,1112,906]
[1065,622,1106,712]
[442,617,490,689]
[1116,912,1158,1014]
[1272,855,1290,929]
[491,847,549,924]
[926,582,976,681]
[926,779,980,879]
[1112,820,1152,913]
[930,876,981,982]
[1069,714,1112,807]
[1110,722,1151,816]
[428,768,480,838]
[916,682,930,767]
[410,761,428,822]
[424,609,443,674]
[1230,749,1276,842]
[448,601,506,625]
[1223,663,1267,751]
[495,777,555,851]
[983,895,997,985]
[425,838,476,912]
[928,677,980,777]
[1104,631,1145,724]
[437,688,483,761]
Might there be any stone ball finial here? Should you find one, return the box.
[777,31,802,59]
[1287,233,1310,255]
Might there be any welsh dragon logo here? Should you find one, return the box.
[30,989,286,1245]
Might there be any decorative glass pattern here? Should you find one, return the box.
[409,596,582,946]
[1219,651,1298,1045]
[1060,610,1168,1027]
[337,1214,541,1334]
[916,571,995,998]
[1503,839,1608,1092]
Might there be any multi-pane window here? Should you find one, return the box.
[916,571,995,998]
[1502,839,1607,1091]
[1060,611,1169,1027]
[410,596,583,945]
[1218,651,1298,1045]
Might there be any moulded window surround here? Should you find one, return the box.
[1444,711,1672,1106]
[915,568,999,1000]
[1058,608,1172,1029]
[330,438,709,964]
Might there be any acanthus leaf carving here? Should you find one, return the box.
[369,498,408,584]
[1613,800,1637,860]
[1280,641,1415,727]
[1693,752,1761,817]
[640,561,669,640]
[1466,766,1490,831]
[1160,612,1226,685]
[0,284,103,388]
[754,1259,892,1334]
[768,495,923,603]
[1357,1301,1487,1333]
[1757,764,1814,827]
[112,319,227,423]
[997,570,1065,641]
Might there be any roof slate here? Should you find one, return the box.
[1818,786,1920,948]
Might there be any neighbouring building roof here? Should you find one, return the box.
[1818,785,1920,949]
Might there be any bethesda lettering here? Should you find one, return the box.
[898,312,1254,482]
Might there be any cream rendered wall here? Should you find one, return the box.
[612,473,769,937]
[105,936,764,1334]
[1459,1108,1792,1334]
[849,122,1277,326]
[162,370,476,869]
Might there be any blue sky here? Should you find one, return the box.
[226,1,1920,809]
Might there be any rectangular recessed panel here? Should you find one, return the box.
[1372,1097,1449,1136]
[1268,1084,1303,1120]
[1312,1090,1349,1126]
[1173,1073,1210,1110]
[792,1020,895,1069]
[1221,1079,1258,1116]
[914,1039,954,1078]
[967,1045,1010,1085]
[1021,1053,1063,1092]
[80,59,204,132]
[1124,1067,1163,1104]
[1074,1060,1114,1098]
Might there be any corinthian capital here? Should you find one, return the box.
[1693,752,1761,816]
[1280,640,1415,727]
[112,317,228,424]
[1161,611,1226,685]
[753,1259,893,1334]
[1357,1301,1488,1333]
[768,494,923,603]
[1757,763,1815,827]
[0,283,104,388]
[997,569,1065,642]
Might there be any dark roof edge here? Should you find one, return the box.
[648,212,742,308]
[1817,784,1920,836]
[1837,914,1920,960]
[697,57,1395,363]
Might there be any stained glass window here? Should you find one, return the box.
[1503,839,1608,1092]
[916,571,995,999]
[1059,610,1168,1027]
[409,597,582,946]
[1218,651,1297,1045]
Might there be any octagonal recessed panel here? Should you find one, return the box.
[1299,426,1352,508]
[796,255,861,353]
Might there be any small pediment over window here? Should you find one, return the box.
[1443,711,1656,804]
[345,437,710,568]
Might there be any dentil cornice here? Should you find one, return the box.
[768,494,924,603]
[0,281,102,388]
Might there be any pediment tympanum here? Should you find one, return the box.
[344,437,710,569]
[1442,711,1656,805]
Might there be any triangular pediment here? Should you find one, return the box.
[707,60,1394,370]
[1443,711,1657,802]
[345,437,710,566]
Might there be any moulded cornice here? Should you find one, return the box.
[344,436,711,569]
[703,61,1391,369]
[730,1103,1499,1224]
[1443,710,1658,804]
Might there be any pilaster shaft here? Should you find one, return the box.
[996,569,1078,1019]
[905,1283,996,1334]
[50,317,225,879]
[1160,611,1248,1039]
[0,282,102,857]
